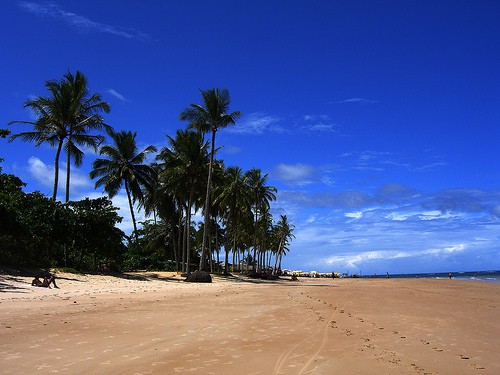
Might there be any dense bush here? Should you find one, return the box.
[0,164,125,271]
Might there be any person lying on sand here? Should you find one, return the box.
[31,276,59,289]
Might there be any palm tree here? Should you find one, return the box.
[273,215,295,274]
[215,166,252,274]
[245,168,277,273]
[9,71,110,202]
[62,71,110,202]
[180,88,241,270]
[90,129,157,240]
[156,129,209,273]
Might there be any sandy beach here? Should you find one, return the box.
[1,271,499,374]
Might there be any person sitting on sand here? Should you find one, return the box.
[31,276,59,289]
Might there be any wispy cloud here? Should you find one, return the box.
[227,112,283,134]
[412,161,449,172]
[107,89,130,102]
[301,114,337,133]
[319,245,467,269]
[336,150,446,173]
[19,2,152,41]
[277,182,500,273]
[331,97,379,104]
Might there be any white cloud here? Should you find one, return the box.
[344,211,363,220]
[19,2,151,41]
[384,210,457,222]
[331,98,378,104]
[412,162,449,172]
[277,183,500,273]
[318,244,468,270]
[27,156,53,188]
[301,114,337,133]
[227,112,282,134]
[306,123,337,133]
[273,163,317,185]
[27,156,93,196]
[107,89,130,102]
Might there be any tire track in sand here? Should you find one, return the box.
[273,291,346,375]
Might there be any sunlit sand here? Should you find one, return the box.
[1,271,499,374]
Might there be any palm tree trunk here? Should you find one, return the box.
[171,215,179,272]
[229,231,237,274]
[278,252,284,271]
[199,129,216,271]
[177,209,183,272]
[52,140,63,200]
[186,189,194,274]
[273,239,283,274]
[125,181,139,241]
[65,135,71,203]
[182,214,187,273]
[252,203,258,273]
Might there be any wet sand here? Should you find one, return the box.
[1,271,499,374]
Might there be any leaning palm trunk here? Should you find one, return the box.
[273,239,283,274]
[278,252,284,272]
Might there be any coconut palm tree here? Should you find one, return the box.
[156,129,209,273]
[273,215,295,274]
[215,166,252,274]
[90,129,157,240]
[180,88,241,270]
[245,168,277,273]
[9,71,110,202]
[62,71,110,202]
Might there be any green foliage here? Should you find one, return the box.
[65,197,125,271]
[122,220,186,272]
[0,164,125,271]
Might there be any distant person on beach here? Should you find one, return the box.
[449,272,452,279]
[31,276,59,288]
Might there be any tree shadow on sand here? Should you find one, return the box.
[0,276,31,293]
[105,272,182,283]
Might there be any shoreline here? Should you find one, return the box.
[1,271,499,374]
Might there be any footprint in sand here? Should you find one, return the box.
[471,364,486,370]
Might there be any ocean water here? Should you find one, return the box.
[385,270,500,283]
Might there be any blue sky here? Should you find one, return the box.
[1,1,499,274]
